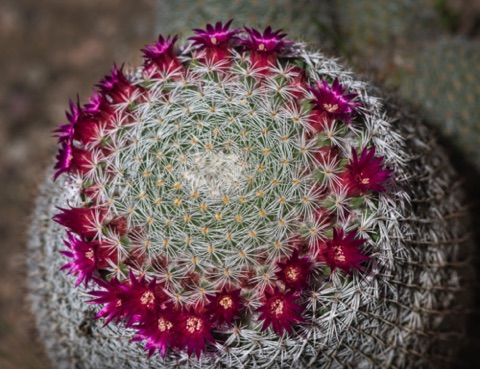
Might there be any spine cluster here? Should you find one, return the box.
[52,21,396,362]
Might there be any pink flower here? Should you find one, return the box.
[61,232,119,288]
[83,90,116,122]
[205,287,243,326]
[60,232,98,287]
[52,98,112,181]
[97,64,140,103]
[54,99,102,144]
[120,272,165,326]
[53,99,78,144]
[189,20,239,64]
[275,251,312,290]
[89,277,129,325]
[319,228,369,274]
[53,206,107,239]
[176,309,214,358]
[142,35,181,75]
[52,100,79,180]
[308,78,360,130]
[241,26,290,69]
[132,306,177,358]
[53,139,73,180]
[257,288,304,335]
[344,146,393,196]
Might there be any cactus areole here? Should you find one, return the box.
[49,21,451,367]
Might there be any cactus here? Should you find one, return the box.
[329,1,480,174]
[391,37,480,168]
[27,22,471,369]
[154,0,327,44]
[333,0,445,61]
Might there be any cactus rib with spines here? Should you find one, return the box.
[28,25,470,369]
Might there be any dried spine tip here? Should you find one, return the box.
[28,20,468,369]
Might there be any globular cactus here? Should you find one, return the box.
[28,22,471,369]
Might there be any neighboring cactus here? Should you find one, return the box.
[334,0,444,59]
[329,1,480,174]
[28,22,471,369]
[154,0,325,43]
[391,37,480,167]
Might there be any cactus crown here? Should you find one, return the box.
[52,21,395,364]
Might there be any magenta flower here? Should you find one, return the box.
[242,26,289,53]
[52,100,79,180]
[189,20,239,64]
[344,146,393,196]
[275,251,312,290]
[89,277,129,325]
[142,35,181,75]
[257,288,304,335]
[53,206,107,239]
[241,26,290,68]
[61,232,119,288]
[132,307,177,358]
[53,99,78,144]
[53,140,73,180]
[176,309,214,358]
[308,78,360,129]
[60,232,97,287]
[83,90,116,121]
[120,272,164,326]
[205,288,243,326]
[97,64,139,103]
[52,97,108,164]
[319,228,369,274]
[83,90,103,114]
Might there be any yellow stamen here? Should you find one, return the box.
[158,317,173,332]
[219,296,233,309]
[186,317,203,333]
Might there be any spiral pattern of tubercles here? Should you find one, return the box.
[52,23,396,361]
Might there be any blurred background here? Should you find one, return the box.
[0,0,478,368]
[0,1,155,368]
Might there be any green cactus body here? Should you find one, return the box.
[392,38,480,162]
[27,23,470,368]
[155,0,323,43]
[330,1,480,176]
[335,0,444,59]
